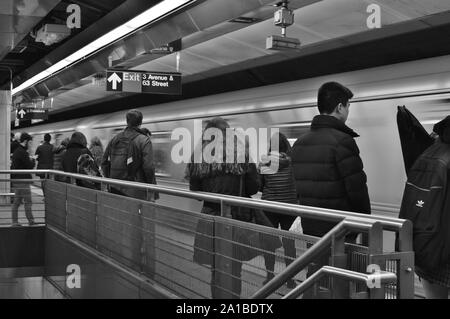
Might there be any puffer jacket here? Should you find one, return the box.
[291,115,371,237]
[259,152,298,204]
[102,127,156,199]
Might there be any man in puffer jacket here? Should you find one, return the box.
[291,82,371,237]
[291,82,370,296]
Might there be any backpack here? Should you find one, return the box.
[107,132,141,181]
[77,153,102,190]
[399,144,450,272]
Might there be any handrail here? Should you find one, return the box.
[282,266,397,299]
[0,170,411,233]
[251,220,380,299]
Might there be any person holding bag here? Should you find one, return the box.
[259,132,298,288]
[185,117,259,299]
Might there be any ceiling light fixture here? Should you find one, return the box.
[12,0,196,96]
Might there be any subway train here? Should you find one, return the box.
[15,54,450,222]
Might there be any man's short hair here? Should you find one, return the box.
[317,82,354,114]
[44,133,51,142]
[20,132,32,143]
[126,110,143,128]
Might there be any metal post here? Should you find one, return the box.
[396,220,415,299]
[214,203,236,299]
[330,232,349,298]
[367,222,385,299]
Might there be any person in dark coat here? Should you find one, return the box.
[405,116,450,299]
[62,132,93,186]
[259,132,298,288]
[53,137,69,182]
[53,137,70,171]
[291,82,371,292]
[185,117,259,299]
[35,133,54,178]
[102,110,156,200]
[11,133,36,226]
[291,82,371,236]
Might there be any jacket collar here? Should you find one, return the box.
[311,115,359,138]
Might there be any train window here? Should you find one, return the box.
[272,122,311,144]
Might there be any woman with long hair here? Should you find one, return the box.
[185,117,259,299]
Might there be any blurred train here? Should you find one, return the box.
[14,54,450,220]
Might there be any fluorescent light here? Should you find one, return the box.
[12,0,194,96]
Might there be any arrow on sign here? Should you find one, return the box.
[18,109,26,119]
[107,73,122,90]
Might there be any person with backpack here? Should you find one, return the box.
[77,154,103,190]
[399,116,450,299]
[62,132,93,186]
[259,132,298,288]
[101,110,156,200]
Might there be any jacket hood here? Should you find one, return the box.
[68,132,87,148]
[433,116,450,144]
[311,115,359,138]
[259,152,291,174]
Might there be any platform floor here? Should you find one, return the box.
[0,186,45,226]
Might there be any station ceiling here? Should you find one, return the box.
[3,0,450,127]
[0,0,133,87]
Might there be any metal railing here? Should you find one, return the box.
[0,170,415,299]
[283,266,397,299]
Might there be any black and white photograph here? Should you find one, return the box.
[1,0,450,306]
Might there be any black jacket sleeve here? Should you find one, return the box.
[336,136,371,215]
[244,163,260,196]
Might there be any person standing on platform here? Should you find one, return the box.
[399,116,450,299]
[62,132,94,187]
[259,132,298,288]
[10,133,21,156]
[185,117,260,299]
[291,82,371,291]
[11,133,36,226]
[53,137,70,171]
[53,137,70,181]
[101,110,156,200]
[89,136,104,170]
[35,133,54,179]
